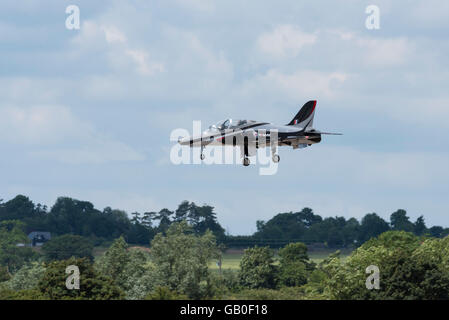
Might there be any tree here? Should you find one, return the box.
[0,220,36,273]
[414,216,427,236]
[95,236,129,282]
[278,262,307,287]
[126,222,153,245]
[119,248,156,299]
[173,202,225,240]
[277,243,312,287]
[0,195,37,221]
[278,242,309,265]
[96,237,156,299]
[323,231,449,300]
[156,208,174,234]
[297,207,322,227]
[342,218,360,247]
[189,203,225,240]
[239,246,277,289]
[390,209,414,232]
[429,226,444,238]
[6,262,46,291]
[42,234,94,262]
[253,212,307,245]
[150,221,219,299]
[358,213,390,243]
[45,198,133,240]
[38,257,123,300]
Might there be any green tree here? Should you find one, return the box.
[390,209,414,232]
[414,215,427,236]
[6,262,46,291]
[42,234,94,261]
[429,226,444,238]
[150,221,219,299]
[0,266,10,282]
[119,248,156,299]
[358,213,390,243]
[38,257,123,300]
[95,236,129,282]
[95,237,156,299]
[278,242,310,265]
[0,220,36,273]
[277,242,313,287]
[239,246,277,289]
[323,231,449,299]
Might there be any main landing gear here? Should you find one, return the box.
[200,145,205,161]
[271,144,280,163]
[243,137,250,166]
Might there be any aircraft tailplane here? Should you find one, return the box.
[287,100,316,128]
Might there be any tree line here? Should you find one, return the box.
[2,220,449,300]
[1,194,448,248]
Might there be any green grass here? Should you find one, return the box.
[309,248,352,263]
[209,248,353,271]
[209,253,242,270]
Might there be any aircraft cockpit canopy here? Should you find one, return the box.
[208,119,249,131]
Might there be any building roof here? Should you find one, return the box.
[27,231,51,240]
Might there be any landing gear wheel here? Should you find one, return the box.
[200,153,205,161]
[243,157,250,166]
[272,154,280,163]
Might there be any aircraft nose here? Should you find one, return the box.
[178,136,190,145]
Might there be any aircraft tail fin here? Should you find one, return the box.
[287,100,316,128]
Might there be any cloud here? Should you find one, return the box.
[102,25,127,44]
[356,37,413,67]
[281,145,449,190]
[0,105,145,164]
[257,25,317,58]
[71,21,164,77]
[125,49,165,75]
[241,69,349,101]
[387,97,449,127]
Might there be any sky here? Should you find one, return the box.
[1,0,449,235]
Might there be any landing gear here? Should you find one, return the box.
[271,144,280,163]
[200,145,205,161]
[243,137,250,166]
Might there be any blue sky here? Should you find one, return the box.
[1,0,449,234]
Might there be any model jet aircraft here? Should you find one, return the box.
[178,100,341,166]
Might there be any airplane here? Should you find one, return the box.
[178,100,342,166]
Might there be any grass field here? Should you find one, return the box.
[209,248,353,271]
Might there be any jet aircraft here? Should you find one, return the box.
[178,100,341,166]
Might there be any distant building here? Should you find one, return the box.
[28,231,51,246]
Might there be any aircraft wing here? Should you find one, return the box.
[316,132,342,135]
[305,129,343,135]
